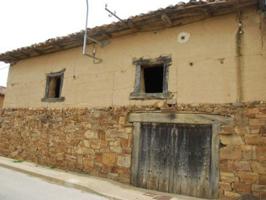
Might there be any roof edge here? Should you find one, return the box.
[0,0,258,63]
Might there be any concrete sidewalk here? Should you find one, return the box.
[0,156,205,200]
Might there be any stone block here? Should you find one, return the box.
[256,147,266,161]
[55,153,64,161]
[125,127,133,134]
[220,126,236,135]
[220,160,231,172]
[100,140,108,148]
[245,135,266,145]
[250,128,260,134]
[95,153,102,163]
[233,183,251,193]
[118,116,126,125]
[90,141,101,149]
[249,119,265,126]
[97,130,105,140]
[84,130,98,139]
[220,172,239,183]
[120,138,129,148]
[109,140,120,146]
[232,161,251,171]
[118,175,130,184]
[219,182,232,191]
[251,161,266,174]
[241,145,256,160]
[260,192,266,200]
[75,146,84,155]
[107,173,118,180]
[234,126,249,135]
[220,135,244,145]
[220,146,242,160]
[77,155,83,168]
[117,155,131,168]
[258,175,266,185]
[84,140,90,148]
[110,146,122,153]
[224,191,241,200]
[240,194,259,200]
[237,172,258,184]
[252,184,266,192]
[83,157,93,169]
[102,153,116,167]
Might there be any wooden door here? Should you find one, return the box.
[131,123,217,199]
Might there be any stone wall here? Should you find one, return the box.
[219,104,266,200]
[0,107,132,183]
[0,95,4,108]
[0,102,265,199]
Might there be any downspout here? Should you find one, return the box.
[82,0,104,64]
[83,0,89,55]
[236,9,244,103]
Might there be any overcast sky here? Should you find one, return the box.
[0,0,187,87]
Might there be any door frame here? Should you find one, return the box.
[128,112,232,198]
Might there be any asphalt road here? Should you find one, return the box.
[0,166,108,200]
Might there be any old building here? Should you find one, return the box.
[0,86,6,108]
[0,0,265,199]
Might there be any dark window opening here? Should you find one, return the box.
[143,65,164,93]
[130,56,171,99]
[47,76,62,98]
[42,69,65,102]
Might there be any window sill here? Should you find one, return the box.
[41,97,65,102]
[129,92,171,100]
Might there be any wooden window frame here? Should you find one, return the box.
[130,56,172,100]
[42,69,65,102]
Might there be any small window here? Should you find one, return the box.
[47,76,62,98]
[130,56,171,99]
[143,64,164,93]
[42,69,65,102]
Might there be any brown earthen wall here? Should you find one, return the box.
[0,103,265,199]
[4,8,266,108]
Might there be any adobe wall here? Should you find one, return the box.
[0,102,265,199]
[4,8,266,108]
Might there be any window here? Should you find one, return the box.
[143,64,164,93]
[42,69,65,102]
[130,56,171,99]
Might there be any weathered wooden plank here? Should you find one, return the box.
[130,123,140,185]
[128,112,232,124]
[132,123,217,199]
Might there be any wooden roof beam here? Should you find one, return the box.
[161,14,173,27]
[20,51,31,57]
[101,31,112,39]
[32,49,43,55]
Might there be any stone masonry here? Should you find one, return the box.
[0,102,265,200]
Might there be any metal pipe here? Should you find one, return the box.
[83,0,89,55]
[105,4,127,25]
